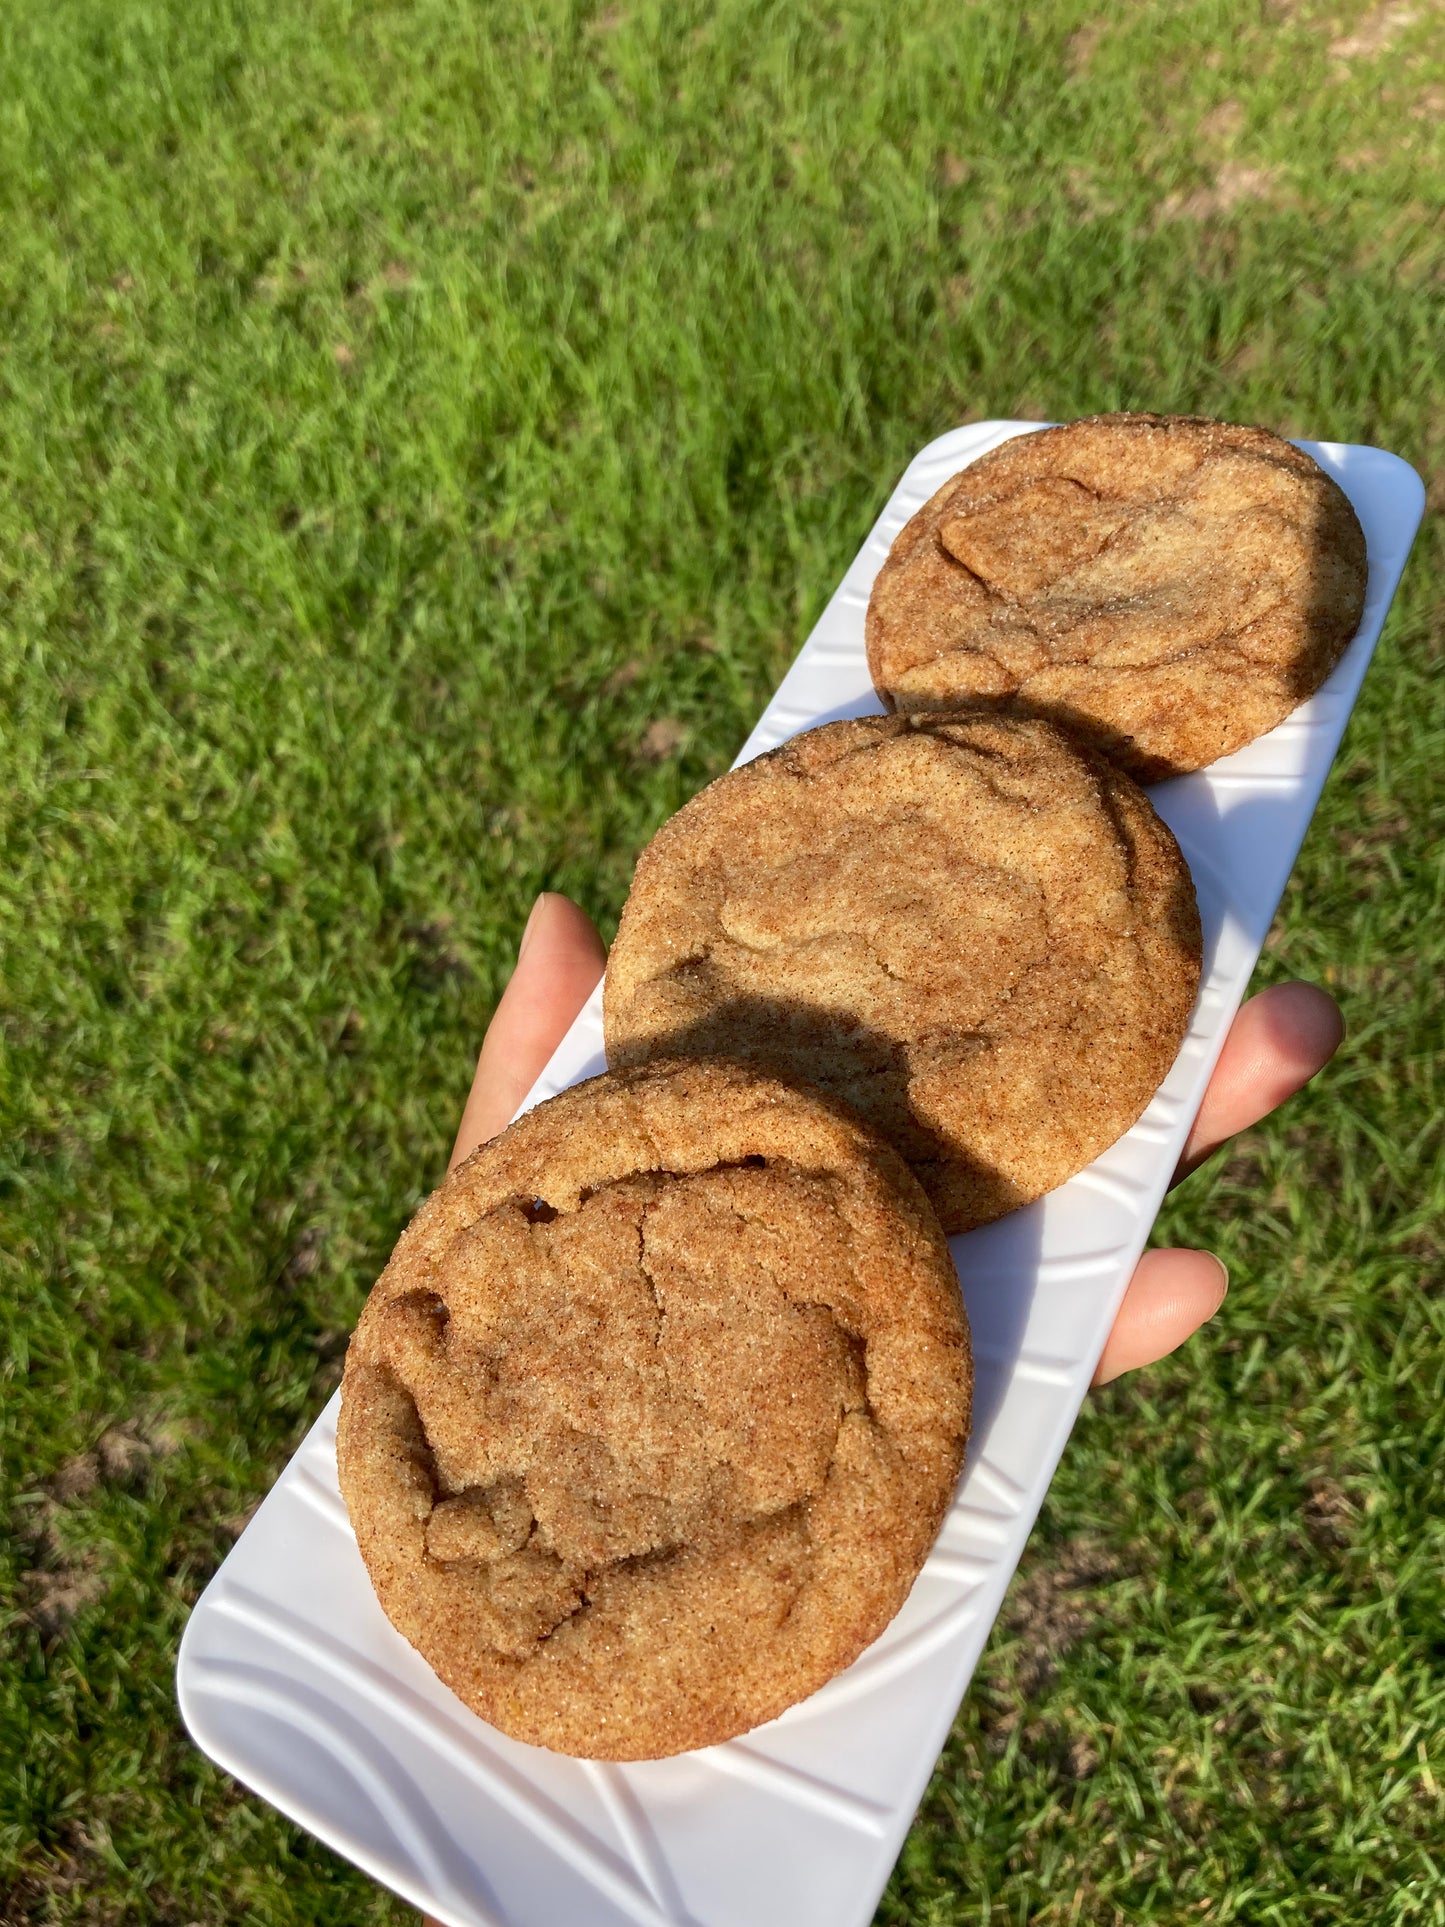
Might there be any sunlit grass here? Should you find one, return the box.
[1,0,1441,1919]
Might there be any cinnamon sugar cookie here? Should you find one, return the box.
[338,1058,970,1760]
[604,714,1202,1232]
[865,412,1367,781]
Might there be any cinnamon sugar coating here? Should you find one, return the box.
[338,1059,970,1759]
[604,714,1201,1232]
[865,412,1367,781]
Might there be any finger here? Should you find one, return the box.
[1092,1247,1229,1385]
[1174,980,1343,1183]
[449,893,608,1170]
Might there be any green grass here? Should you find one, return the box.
[1,0,1441,1919]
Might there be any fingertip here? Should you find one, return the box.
[1176,978,1346,1181]
[1255,979,1345,1075]
[1198,1249,1230,1309]
[519,891,608,975]
[1092,1247,1229,1386]
[448,895,607,1168]
[517,892,549,960]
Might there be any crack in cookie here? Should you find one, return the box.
[604,714,1202,1233]
[865,412,1368,781]
[339,1059,970,1759]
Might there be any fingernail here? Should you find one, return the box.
[1204,1252,1230,1303]
[518,894,548,961]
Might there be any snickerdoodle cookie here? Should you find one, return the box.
[338,1058,970,1760]
[865,412,1368,781]
[604,714,1202,1232]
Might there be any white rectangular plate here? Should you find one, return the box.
[178,424,1424,1927]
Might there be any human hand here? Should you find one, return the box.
[448,892,1344,1388]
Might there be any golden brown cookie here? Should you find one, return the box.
[865,412,1368,781]
[604,714,1202,1232]
[338,1058,970,1760]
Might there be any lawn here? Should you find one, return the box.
[1,0,1442,1920]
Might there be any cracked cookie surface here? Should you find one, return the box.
[865,412,1368,781]
[604,715,1202,1232]
[338,1058,970,1759]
